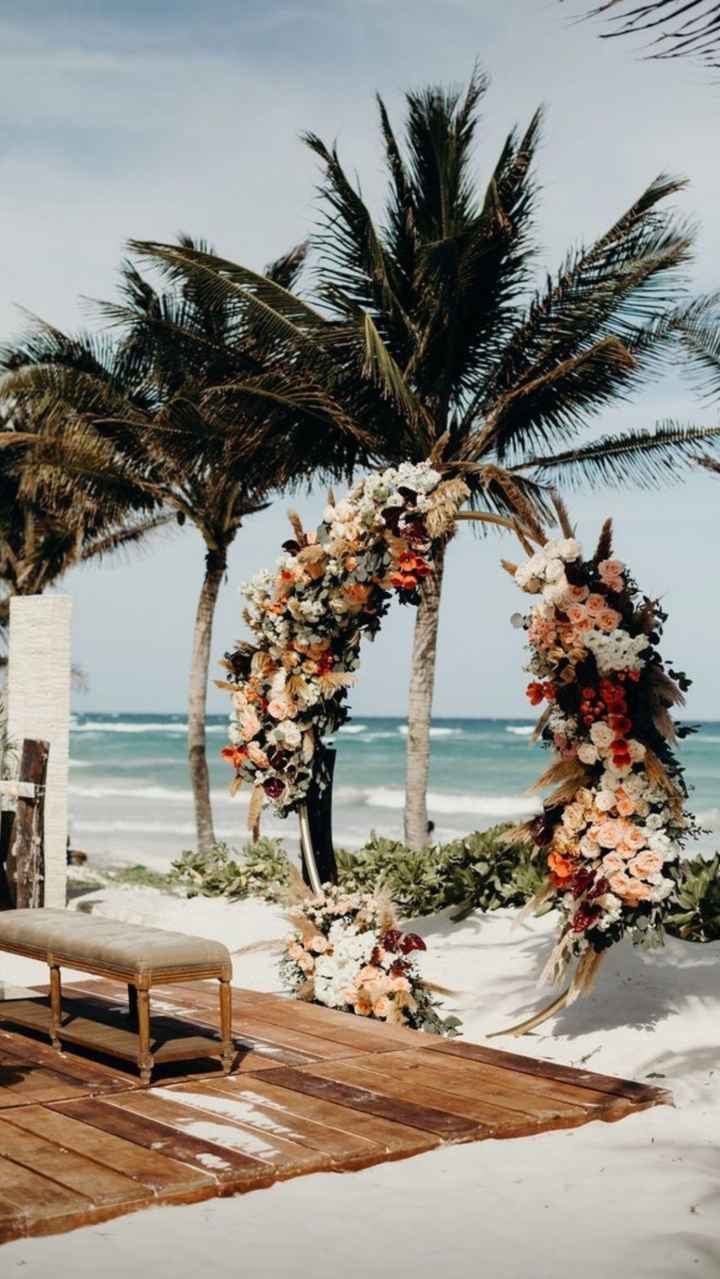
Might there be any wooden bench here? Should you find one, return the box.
[0,908,234,1084]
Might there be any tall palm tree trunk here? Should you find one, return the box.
[188,547,226,853]
[403,539,447,849]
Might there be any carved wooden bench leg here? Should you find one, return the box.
[127,983,139,1030]
[219,977,233,1073]
[136,982,153,1086]
[48,960,62,1050]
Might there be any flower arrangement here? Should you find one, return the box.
[220,463,468,820]
[281,884,460,1035]
[507,515,697,999]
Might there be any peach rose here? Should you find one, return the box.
[267,696,295,720]
[568,585,589,602]
[373,996,392,1019]
[567,605,587,626]
[624,824,646,853]
[354,997,372,1017]
[598,559,625,582]
[596,818,626,849]
[247,741,270,770]
[595,790,617,813]
[623,879,653,902]
[586,594,607,617]
[598,608,621,632]
[602,853,627,875]
[615,789,635,817]
[562,802,586,832]
[608,872,633,897]
[628,850,665,878]
[239,708,261,741]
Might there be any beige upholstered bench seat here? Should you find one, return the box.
[0,908,234,1084]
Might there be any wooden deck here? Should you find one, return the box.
[0,978,670,1243]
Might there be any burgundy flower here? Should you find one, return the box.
[571,904,600,933]
[571,867,595,898]
[400,932,426,954]
[263,777,285,799]
[381,929,403,952]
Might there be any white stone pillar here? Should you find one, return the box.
[7,596,71,908]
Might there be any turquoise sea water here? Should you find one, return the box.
[68,713,720,868]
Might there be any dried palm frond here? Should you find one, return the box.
[593,517,613,564]
[644,749,676,795]
[551,492,575,539]
[317,671,355,695]
[287,509,305,544]
[528,757,589,795]
[531,704,553,742]
[425,477,470,539]
[248,784,264,839]
[501,558,520,578]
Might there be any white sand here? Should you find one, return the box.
[2,888,719,1278]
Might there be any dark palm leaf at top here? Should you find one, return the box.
[578,0,720,68]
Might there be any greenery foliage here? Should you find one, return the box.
[171,838,292,900]
[336,826,545,919]
[167,827,720,952]
[665,853,720,943]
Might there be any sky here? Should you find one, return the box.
[1,0,719,719]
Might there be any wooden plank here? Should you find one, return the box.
[162,1077,380,1162]
[0,1115,147,1206]
[215,1074,443,1160]
[140,981,425,1053]
[34,985,316,1072]
[302,1057,588,1132]
[56,1095,277,1187]
[0,1027,131,1095]
[424,1038,672,1106]
[111,1089,332,1180]
[14,1104,213,1195]
[0,1051,91,1109]
[0,1152,93,1240]
[354,1048,611,1114]
[262,1065,481,1140]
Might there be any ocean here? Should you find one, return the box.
[67,713,720,869]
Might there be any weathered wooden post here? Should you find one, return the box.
[7,596,71,909]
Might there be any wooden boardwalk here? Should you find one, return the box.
[0,979,670,1243]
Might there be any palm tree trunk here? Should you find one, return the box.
[188,547,226,853]
[403,539,447,849]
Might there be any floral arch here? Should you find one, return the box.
[220,463,694,1029]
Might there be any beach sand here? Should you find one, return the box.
[1,884,718,1277]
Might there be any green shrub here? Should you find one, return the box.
[171,838,292,901]
[665,853,720,942]
[336,825,545,919]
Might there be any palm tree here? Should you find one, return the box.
[133,72,720,848]
[0,241,363,852]
[575,1,720,68]
[0,401,170,651]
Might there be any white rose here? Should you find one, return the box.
[543,558,565,583]
[557,538,581,562]
[590,721,614,749]
[595,790,616,812]
[577,742,599,765]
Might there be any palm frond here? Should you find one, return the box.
[583,0,720,68]
[513,420,720,488]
